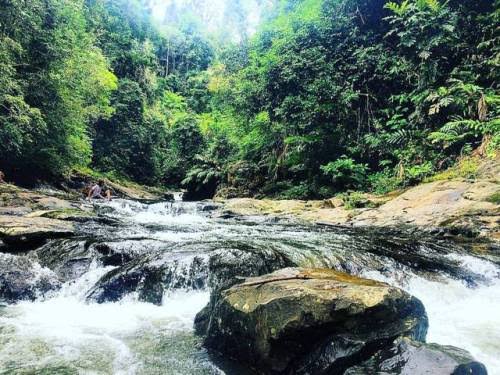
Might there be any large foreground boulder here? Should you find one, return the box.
[0,253,61,303]
[345,337,487,375]
[0,215,74,249]
[198,268,428,374]
[194,247,293,335]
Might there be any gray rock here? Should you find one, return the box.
[344,337,488,375]
[0,253,61,303]
[199,268,428,374]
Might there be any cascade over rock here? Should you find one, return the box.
[198,267,428,374]
[86,252,209,305]
[34,239,137,282]
[0,253,61,303]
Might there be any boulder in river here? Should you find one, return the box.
[86,252,209,305]
[198,267,428,374]
[0,253,61,303]
[195,247,293,335]
[344,337,487,375]
[35,239,96,281]
[207,247,292,298]
[0,215,75,249]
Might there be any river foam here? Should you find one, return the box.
[1,198,498,374]
[363,255,500,375]
[0,260,211,374]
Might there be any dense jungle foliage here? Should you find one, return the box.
[0,0,498,198]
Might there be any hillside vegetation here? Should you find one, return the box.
[0,0,498,198]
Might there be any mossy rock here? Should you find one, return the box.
[40,208,94,220]
[200,267,428,374]
[486,191,500,204]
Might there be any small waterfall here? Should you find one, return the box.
[1,199,498,374]
[361,254,500,373]
[0,260,212,373]
[100,199,211,226]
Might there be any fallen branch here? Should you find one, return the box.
[238,274,313,288]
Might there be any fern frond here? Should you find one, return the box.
[387,129,412,146]
[384,0,410,16]
[426,0,441,12]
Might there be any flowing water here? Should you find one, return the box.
[0,199,499,374]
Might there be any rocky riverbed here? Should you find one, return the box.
[216,155,499,242]
[0,182,498,374]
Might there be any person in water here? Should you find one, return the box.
[87,180,112,201]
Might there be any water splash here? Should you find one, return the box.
[0,281,210,373]
[101,199,208,225]
[1,198,498,373]
[362,256,500,374]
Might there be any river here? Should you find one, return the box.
[0,199,498,374]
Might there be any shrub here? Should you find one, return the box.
[339,192,370,210]
[277,183,313,200]
[404,162,434,185]
[321,156,369,190]
[368,172,403,195]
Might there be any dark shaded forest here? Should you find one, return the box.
[0,0,498,199]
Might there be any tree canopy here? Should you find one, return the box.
[0,0,498,196]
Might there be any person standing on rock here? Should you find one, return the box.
[87,180,112,201]
[0,171,5,184]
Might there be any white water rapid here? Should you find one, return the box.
[363,255,500,373]
[0,199,498,374]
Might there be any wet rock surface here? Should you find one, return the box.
[195,247,293,335]
[86,251,209,304]
[0,191,496,373]
[199,268,428,374]
[0,215,75,248]
[344,337,487,375]
[0,253,61,303]
[207,247,293,297]
[35,239,93,281]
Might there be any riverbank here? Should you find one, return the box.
[218,157,500,243]
[1,157,498,253]
[0,175,169,249]
[0,187,498,373]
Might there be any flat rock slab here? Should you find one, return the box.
[220,177,499,239]
[0,215,75,248]
[201,268,428,374]
[354,180,499,228]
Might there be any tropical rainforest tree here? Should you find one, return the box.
[0,0,497,196]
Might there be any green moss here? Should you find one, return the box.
[41,209,93,220]
[426,157,479,182]
[338,192,379,210]
[486,191,500,204]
